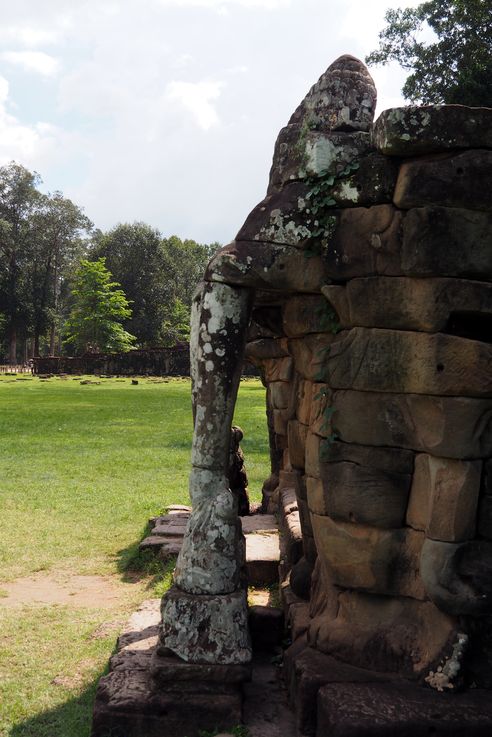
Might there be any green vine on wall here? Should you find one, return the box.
[303,160,360,257]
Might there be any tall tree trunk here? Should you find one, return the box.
[49,255,59,356]
[34,331,40,357]
[9,325,16,365]
[49,323,56,356]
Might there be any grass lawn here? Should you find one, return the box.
[0,374,269,737]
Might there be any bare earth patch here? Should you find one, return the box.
[0,570,130,609]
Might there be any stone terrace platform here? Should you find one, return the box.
[140,506,281,586]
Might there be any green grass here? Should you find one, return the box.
[0,375,269,737]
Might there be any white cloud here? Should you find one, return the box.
[0,25,61,48]
[2,51,60,77]
[156,0,290,8]
[166,80,224,130]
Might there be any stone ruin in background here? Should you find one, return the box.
[92,55,492,736]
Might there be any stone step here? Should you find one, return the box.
[139,512,281,587]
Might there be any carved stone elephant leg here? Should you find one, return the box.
[160,281,254,664]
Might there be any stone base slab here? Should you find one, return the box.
[316,681,492,737]
[91,599,250,737]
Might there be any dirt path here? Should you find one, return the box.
[0,570,134,609]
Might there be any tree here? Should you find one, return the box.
[64,258,136,354]
[30,193,92,356]
[91,223,170,347]
[91,224,220,347]
[0,163,41,363]
[160,297,191,347]
[366,0,492,106]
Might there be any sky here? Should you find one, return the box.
[0,0,420,244]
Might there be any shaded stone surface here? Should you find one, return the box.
[284,645,391,737]
[420,538,492,616]
[321,328,492,397]
[248,605,284,650]
[406,454,481,542]
[287,420,308,469]
[478,460,492,539]
[308,591,457,678]
[311,515,425,598]
[323,277,492,333]
[323,205,492,280]
[394,149,492,211]
[316,681,492,737]
[318,442,413,529]
[283,295,336,338]
[207,239,330,293]
[289,333,338,381]
[401,206,492,279]
[332,390,492,459]
[373,104,492,155]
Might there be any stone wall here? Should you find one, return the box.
[244,70,492,688]
[33,347,192,376]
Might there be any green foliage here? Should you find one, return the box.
[91,225,220,348]
[64,258,136,354]
[91,222,169,347]
[160,297,191,347]
[0,161,92,361]
[303,162,359,257]
[366,0,492,105]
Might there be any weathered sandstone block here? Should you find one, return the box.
[321,328,492,397]
[332,390,492,459]
[373,105,492,156]
[283,295,337,337]
[324,204,403,279]
[406,454,482,542]
[421,538,492,616]
[236,181,314,248]
[269,128,372,191]
[287,420,308,469]
[316,681,492,736]
[394,149,492,211]
[207,239,330,293]
[269,380,293,409]
[308,383,332,437]
[305,431,323,478]
[296,379,314,425]
[245,337,289,361]
[478,460,492,539]
[311,515,425,599]
[318,441,414,529]
[307,476,328,516]
[329,151,398,206]
[289,333,338,380]
[401,207,492,279]
[323,205,492,280]
[323,277,492,333]
[308,589,456,677]
[288,55,377,134]
[263,356,293,382]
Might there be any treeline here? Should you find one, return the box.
[0,162,219,363]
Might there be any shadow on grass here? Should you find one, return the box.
[115,519,177,598]
[9,668,105,737]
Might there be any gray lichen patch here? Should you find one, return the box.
[160,586,251,664]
